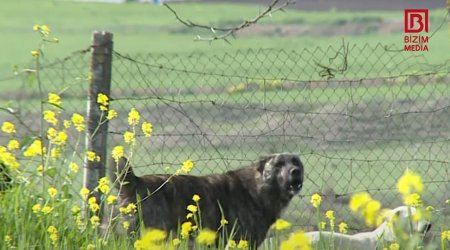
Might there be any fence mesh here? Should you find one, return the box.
[1,42,449,234]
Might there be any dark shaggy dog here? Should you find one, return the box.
[104,153,303,248]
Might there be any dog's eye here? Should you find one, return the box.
[291,157,300,166]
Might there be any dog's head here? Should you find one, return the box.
[382,206,432,241]
[258,153,304,197]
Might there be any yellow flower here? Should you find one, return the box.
[107,195,117,205]
[80,187,90,199]
[338,222,348,233]
[426,205,434,211]
[363,200,381,227]
[397,170,423,195]
[186,213,193,219]
[98,184,110,194]
[90,202,100,213]
[320,221,326,229]
[446,199,449,204]
[142,122,153,137]
[54,131,67,146]
[325,210,335,220]
[349,192,372,212]
[123,131,136,144]
[187,204,197,213]
[123,221,130,230]
[31,50,40,57]
[86,244,95,250]
[404,193,422,206]
[40,24,50,36]
[172,238,181,246]
[272,219,291,231]
[97,93,109,107]
[134,240,143,250]
[51,148,62,159]
[33,24,40,31]
[280,230,312,250]
[181,159,194,173]
[181,221,193,239]
[389,242,400,250]
[1,151,20,168]
[37,164,44,173]
[32,204,42,213]
[87,151,100,162]
[24,139,45,157]
[325,210,335,229]
[220,218,228,226]
[227,240,237,248]
[2,121,16,134]
[63,120,71,129]
[48,187,58,198]
[69,162,79,173]
[42,205,53,214]
[310,193,322,208]
[71,113,85,132]
[43,110,58,126]
[90,215,100,228]
[47,225,57,234]
[196,229,216,245]
[7,140,19,151]
[47,127,57,140]
[48,226,58,245]
[141,228,167,243]
[237,239,249,249]
[71,205,80,214]
[128,108,140,126]
[48,93,61,106]
[192,194,201,202]
[98,177,109,186]
[119,203,137,214]
[88,196,97,205]
[107,109,117,120]
[441,230,450,241]
[112,146,124,162]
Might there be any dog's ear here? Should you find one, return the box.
[257,154,277,182]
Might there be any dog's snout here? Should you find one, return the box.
[290,168,301,179]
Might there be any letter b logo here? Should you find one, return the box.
[404,9,428,33]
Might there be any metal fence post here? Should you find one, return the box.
[83,31,113,216]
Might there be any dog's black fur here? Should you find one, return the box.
[103,153,303,248]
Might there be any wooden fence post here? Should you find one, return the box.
[83,31,113,216]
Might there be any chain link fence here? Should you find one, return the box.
[1,41,449,235]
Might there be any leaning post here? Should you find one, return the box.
[83,31,113,217]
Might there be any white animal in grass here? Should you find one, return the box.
[305,206,432,249]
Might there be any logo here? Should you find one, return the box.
[404,9,429,51]
[404,9,428,33]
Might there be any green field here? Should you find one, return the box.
[0,0,448,82]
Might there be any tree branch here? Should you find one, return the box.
[164,0,295,42]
